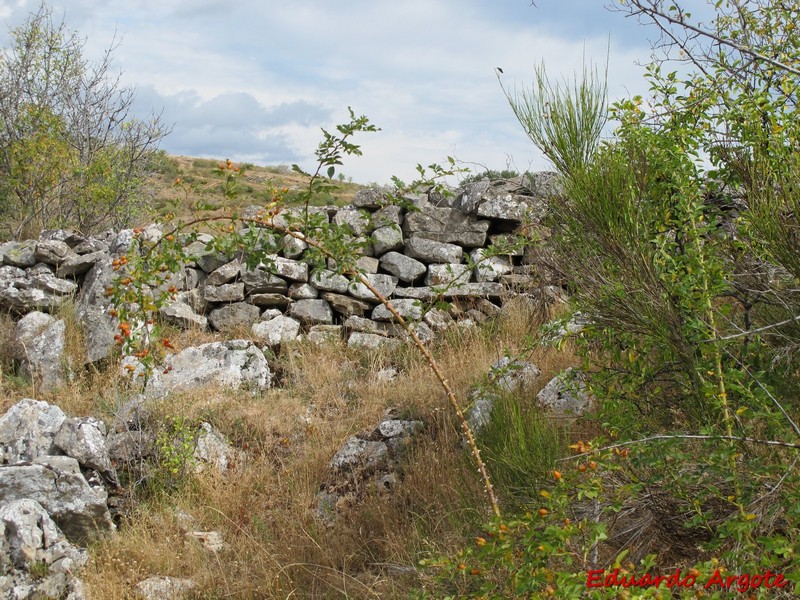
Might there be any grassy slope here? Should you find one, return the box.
[0,158,580,598]
[145,154,364,222]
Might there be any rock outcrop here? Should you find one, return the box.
[0,175,559,362]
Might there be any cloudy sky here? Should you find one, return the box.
[1,0,672,184]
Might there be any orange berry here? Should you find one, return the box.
[552,470,562,481]
[457,563,466,571]
[620,448,630,457]
[578,464,587,472]
[538,508,549,517]
[588,461,597,470]
[475,537,486,547]
[470,568,480,576]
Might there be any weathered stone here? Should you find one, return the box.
[56,250,107,277]
[536,368,592,415]
[347,332,402,350]
[13,313,66,391]
[264,255,309,282]
[109,229,135,254]
[0,399,66,464]
[0,498,89,576]
[444,282,505,299]
[208,302,261,332]
[159,301,208,330]
[289,299,333,325]
[475,298,502,317]
[193,423,235,474]
[399,321,434,344]
[379,252,426,283]
[281,234,307,259]
[310,269,350,294]
[470,248,513,282]
[343,316,400,337]
[404,236,463,264]
[307,325,343,344]
[12,311,55,360]
[320,292,371,317]
[77,306,115,364]
[76,257,116,363]
[3,241,37,268]
[247,293,292,308]
[424,308,454,331]
[348,273,398,302]
[0,456,114,543]
[490,357,541,393]
[185,241,229,273]
[371,204,404,227]
[371,299,423,322]
[203,282,245,303]
[205,259,241,286]
[329,438,389,474]
[403,206,489,247]
[372,225,404,255]
[53,417,113,475]
[185,530,225,552]
[251,315,301,347]
[288,282,318,299]
[34,240,72,266]
[39,229,85,246]
[29,273,78,296]
[333,208,370,236]
[0,265,26,281]
[454,179,491,214]
[73,237,109,255]
[425,263,471,287]
[183,267,205,291]
[489,234,525,256]
[135,576,196,600]
[476,192,547,223]
[352,186,391,209]
[239,264,288,294]
[378,419,423,439]
[145,340,271,398]
[393,286,436,301]
[355,256,380,274]
[107,430,155,469]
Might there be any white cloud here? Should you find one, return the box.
[2,0,656,184]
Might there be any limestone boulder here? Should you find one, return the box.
[251,315,301,347]
[208,302,260,332]
[13,313,66,391]
[379,252,426,283]
[404,236,463,264]
[536,368,593,415]
[289,299,333,325]
[0,399,66,464]
[0,456,114,543]
[145,340,272,398]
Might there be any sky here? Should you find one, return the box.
[0,0,671,185]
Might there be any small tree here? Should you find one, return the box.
[0,2,169,239]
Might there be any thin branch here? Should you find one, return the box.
[558,433,800,462]
[624,0,800,76]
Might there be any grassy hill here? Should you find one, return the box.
[145,152,364,220]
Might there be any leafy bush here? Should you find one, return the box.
[0,3,168,239]
[422,1,800,597]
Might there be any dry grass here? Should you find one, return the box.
[145,154,364,226]
[0,297,581,598]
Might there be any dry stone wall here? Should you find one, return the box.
[0,174,560,387]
